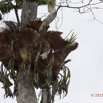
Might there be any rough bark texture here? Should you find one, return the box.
[17,0,38,103]
[21,0,38,28]
[41,89,48,103]
[17,70,38,103]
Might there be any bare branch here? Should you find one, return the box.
[55,0,103,24]
[14,0,20,25]
[56,1,103,9]
[39,9,57,32]
[89,5,103,24]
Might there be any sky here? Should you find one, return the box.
[0,2,103,103]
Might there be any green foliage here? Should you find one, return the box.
[0,1,13,14]
[0,0,55,15]
[48,0,55,9]
[40,0,48,4]
[26,0,55,6]
[0,0,22,14]
[27,0,48,4]
[0,0,56,15]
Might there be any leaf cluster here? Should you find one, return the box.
[0,0,22,14]
[0,1,13,14]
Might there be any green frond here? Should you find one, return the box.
[65,30,77,44]
[65,29,74,40]
[26,0,48,5]
[57,66,71,97]
[68,33,77,44]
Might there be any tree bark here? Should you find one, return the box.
[16,0,38,103]
[41,89,49,103]
[16,70,38,103]
[21,0,38,28]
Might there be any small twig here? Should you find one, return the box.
[55,7,63,29]
[56,0,103,9]
[56,0,103,24]
[14,0,20,25]
[90,5,103,24]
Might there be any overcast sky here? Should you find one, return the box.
[0,3,103,103]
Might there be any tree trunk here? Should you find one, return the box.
[21,0,38,28]
[16,70,38,103]
[41,89,49,103]
[16,0,38,103]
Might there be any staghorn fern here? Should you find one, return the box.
[0,20,78,102]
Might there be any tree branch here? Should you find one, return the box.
[89,5,103,24]
[39,6,61,32]
[56,0,103,9]
[14,0,20,25]
[56,0,103,24]
[6,0,20,25]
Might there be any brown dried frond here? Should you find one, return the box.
[45,31,69,51]
[26,19,42,31]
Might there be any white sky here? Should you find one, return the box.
[0,3,103,103]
